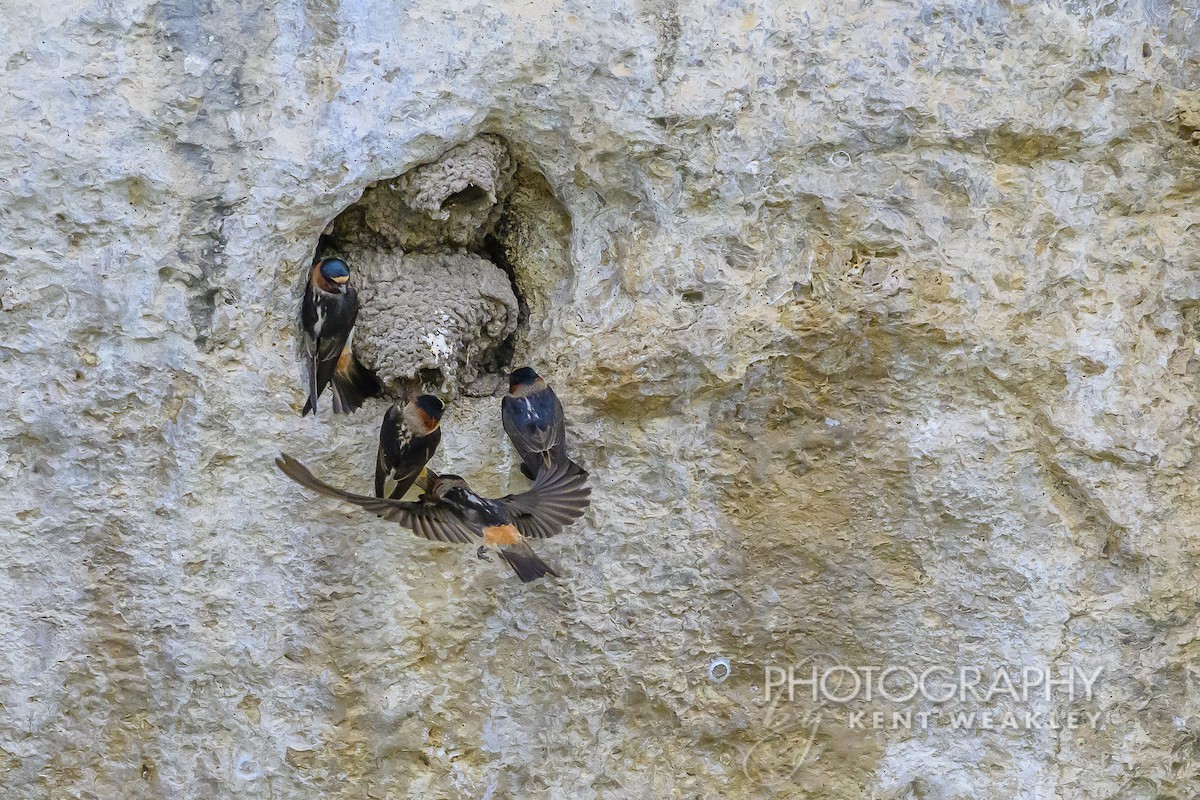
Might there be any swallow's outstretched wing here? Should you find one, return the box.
[276,453,475,544]
[501,457,591,540]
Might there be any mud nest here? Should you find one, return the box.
[313,133,570,400]
[352,250,518,396]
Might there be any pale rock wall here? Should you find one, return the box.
[1,1,1199,799]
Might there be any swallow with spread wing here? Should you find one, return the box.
[277,453,590,583]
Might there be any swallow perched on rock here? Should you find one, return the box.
[502,367,571,480]
[300,256,380,415]
[276,453,590,583]
[376,395,444,500]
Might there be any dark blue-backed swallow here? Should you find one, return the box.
[376,395,444,500]
[501,367,571,480]
[300,257,380,416]
[276,453,590,583]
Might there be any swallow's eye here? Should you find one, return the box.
[319,259,350,281]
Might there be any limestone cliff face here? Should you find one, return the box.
[2,1,1199,798]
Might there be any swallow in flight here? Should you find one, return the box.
[276,453,590,583]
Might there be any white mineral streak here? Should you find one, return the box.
[1,0,1199,798]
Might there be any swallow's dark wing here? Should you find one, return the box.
[312,325,352,411]
[502,390,567,475]
[276,453,476,544]
[374,441,388,500]
[305,286,359,414]
[375,404,401,498]
[388,426,439,500]
[299,283,322,415]
[501,457,591,539]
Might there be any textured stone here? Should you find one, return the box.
[329,134,517,251]
[1,0,1200,798]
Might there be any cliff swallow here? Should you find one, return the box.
[276,453,590,583]
[300,257,379,415]
[502,367,570,479]
[376,395,444,500]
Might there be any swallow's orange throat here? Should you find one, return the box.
[482,524,520,546]
[416,407,440,432]
[403,403,440,435]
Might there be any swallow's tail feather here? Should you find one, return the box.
[303,351,321,416]
[330,352,382,414]
[499,541,559,583]
[519,455,540,481]
[520,448,583,481]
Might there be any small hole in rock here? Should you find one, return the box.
[416,367,445,391]
[441,184,488,210]
[682,290,705,304]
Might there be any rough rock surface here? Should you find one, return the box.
[329,135,517,251]
[351,250,519,396]
[1,1,1199,799]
